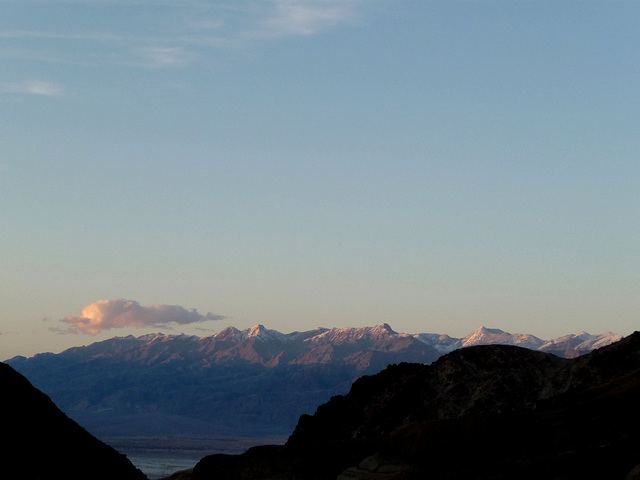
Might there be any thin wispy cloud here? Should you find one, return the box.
[57,299,226,335]
[259,0,361,37]
[0,79,63,97]
[23,80,63,96]
[134,46,197,68]
[1,0,379,70]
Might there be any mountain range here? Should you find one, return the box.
[6,324,621,439]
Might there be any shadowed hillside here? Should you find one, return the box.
[0,362,146,480]
[193,332,640,479]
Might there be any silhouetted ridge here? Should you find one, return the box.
[0,362,146,480]
[287,344,569,445]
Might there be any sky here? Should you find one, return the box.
[1,0,638,360]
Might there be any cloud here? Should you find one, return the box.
[0,79,63,97]
[59,299,225,335]
[48,326,75,335]
[134,46,197,68]
[260,0,361,37]
[1,1,379,72]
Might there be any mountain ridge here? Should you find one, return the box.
[6,324,622,439]
[7,323,621,365]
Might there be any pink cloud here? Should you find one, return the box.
[59,299,225,335]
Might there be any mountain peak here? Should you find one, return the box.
[462,326,507,345]
[244,324,287,342]
[309,323,402,347]
[372,323,397,334]
[137,332,168,342]
[214,326,242,342]
[478,325,506,334]
[539,331,623,357]
[461,326,544,350]
[247,324,265,336]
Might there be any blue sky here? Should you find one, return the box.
[1,0,638,359]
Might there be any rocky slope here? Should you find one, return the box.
[0,361,146,480]
[6,324,621,438]
[193,332,640,479]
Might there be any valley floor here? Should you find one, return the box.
[105,435,288,480]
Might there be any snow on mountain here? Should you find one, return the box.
[414,326,546,354]
[166,325,615,361]
[539,331,623,358]
[459,326,545,350]
[589,332,624,349]
[114,324,619,368]
[212,326,244,342]
[307,323,404,345]
[413,333,459,354]
[10,324,621,370]
[244,324,289,343]
[210,325,318,345]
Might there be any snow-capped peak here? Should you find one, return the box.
[371,323,397,335]
[243,324,287,342]
[461,326,506,346]
[539,331,623,354]
[461,326,544,350]
[214,326,243,342]
[589,332,623,349]
[310,324,402,345]
[137,332,169,342]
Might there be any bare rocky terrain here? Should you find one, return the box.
[193,331,640,479]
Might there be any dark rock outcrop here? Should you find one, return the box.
[0,361,146,480]
[193,442,377,480]
[193,332,640,479]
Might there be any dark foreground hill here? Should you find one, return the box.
[6,324,620,438]
[193,332,640,480]
[0,362,146,480]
